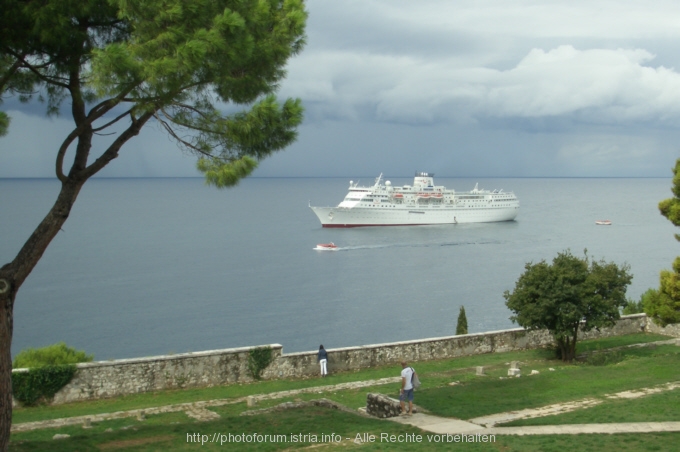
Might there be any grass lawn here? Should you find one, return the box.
[415,344,680,419]
[9,332,679,451]
[503,384,680,426]
[10,408,679,451]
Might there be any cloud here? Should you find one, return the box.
[475,46,680,121]
[283,45,680,127]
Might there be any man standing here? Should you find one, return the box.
[399,361,414,415]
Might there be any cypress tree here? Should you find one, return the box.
[456,306,469,335]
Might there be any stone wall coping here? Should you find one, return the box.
[620,313,646,319]
[281,314,646,358]
[280,327,536,359]
[11,343,283,373]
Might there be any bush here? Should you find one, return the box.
[584,350,625,366]
[12,365,77,406]
[622,299,644,315]
[248,346,273,380]
[622,288,655,315]
[12,342,92,406]
[13,342,93,368]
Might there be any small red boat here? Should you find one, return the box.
[314,242,338,251]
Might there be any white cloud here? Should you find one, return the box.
[478,46,680,120]
[284,45,680,126]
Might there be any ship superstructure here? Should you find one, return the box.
[309,172,519,227]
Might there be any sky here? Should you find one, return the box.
[2,0,680,178]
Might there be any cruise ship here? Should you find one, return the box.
[309,172,519,227]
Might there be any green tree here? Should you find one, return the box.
[504,250,632,362]
[0,1,306,447]
[456,306,468,335]
[645,159,680,326]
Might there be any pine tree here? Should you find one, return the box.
[0,1,307,448]
[645,159,680,326]
[456,306,469,335]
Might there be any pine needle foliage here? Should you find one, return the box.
[646,159,680,326]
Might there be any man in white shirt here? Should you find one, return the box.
[399,361,414,415]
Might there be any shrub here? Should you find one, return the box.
[584,350,625,366]
[622,288,654,315]
[13,342,93,368]
[623,299,644,315]
[12,342,92,406]
[12,365,77,406]
[248,346,274,380]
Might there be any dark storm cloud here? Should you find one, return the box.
[3,0,680,177]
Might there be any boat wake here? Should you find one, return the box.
[320,240,501,252]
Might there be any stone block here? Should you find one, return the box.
[508,368,520,377]
[247,396,258,407]
[475,366,485,376]
[366,393,405,418]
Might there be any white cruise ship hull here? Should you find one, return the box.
[309,172,520,228]
[310,205,518,227]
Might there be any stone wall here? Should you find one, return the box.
[264,314,647,380]
[366,393,403,418]
[51,345,284,404]
[13,314,652,405]
[645,317,680,337]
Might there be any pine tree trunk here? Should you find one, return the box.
[0,178,85,451]
[0,280,14,452]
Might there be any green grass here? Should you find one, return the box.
[9,408,680,451]
[416,345,680,419]
[9,332,679,451]
[503,386,680,426]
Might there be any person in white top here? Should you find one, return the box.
[399,361,414,415]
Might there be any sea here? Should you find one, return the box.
[1,177,677,360]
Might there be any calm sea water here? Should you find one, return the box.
[1,177,676,360]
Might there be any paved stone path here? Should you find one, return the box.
[468,381,680,427]
[390,413,680,435]
[11,377,400,433]
[389,380,680,435]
